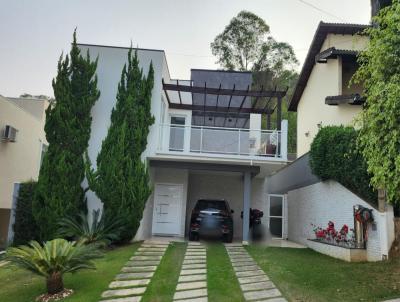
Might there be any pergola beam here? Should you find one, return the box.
[168,103,273,114]
[163,82,286,98]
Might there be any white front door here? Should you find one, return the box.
[152,184,183,236]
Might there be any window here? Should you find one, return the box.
[169,115,186,151]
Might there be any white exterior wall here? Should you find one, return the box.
[287,180,394,261]
[296,34,369,156]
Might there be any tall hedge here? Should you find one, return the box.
[33,31,100,241]
[87,48,154,242]
[13,181,39,246]
[309,126,377,204]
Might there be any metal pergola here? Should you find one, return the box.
[162,79,287,130]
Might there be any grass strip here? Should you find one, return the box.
[207,243,245,302]
[141,241,187,302]
[247,246,400,302]
[0,242,140,302]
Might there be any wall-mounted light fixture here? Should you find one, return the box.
[305,131,310,137]
[317,122,323,129]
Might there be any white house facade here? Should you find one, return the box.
[80,44,289,243]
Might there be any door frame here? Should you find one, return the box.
[267,194,286,239]
[152,182,184,236]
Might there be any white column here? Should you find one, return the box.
[281,120,288,161]
[242,171,251,244]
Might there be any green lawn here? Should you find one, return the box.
[0,242,140,302]
[2,242,400,302]
[207,243,244,302]
[142,242,187,302]
[247,246,400,302]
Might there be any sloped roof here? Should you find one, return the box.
[288,22,369,112]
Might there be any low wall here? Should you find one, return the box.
[307,240,367,262]
[287,180,394,261]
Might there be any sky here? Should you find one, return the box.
[0,0,371,97]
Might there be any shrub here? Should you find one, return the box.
[310,126,377,204]
[12,181,39,245]
[6,239,103,295]
[57,210,123,246]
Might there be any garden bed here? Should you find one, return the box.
[307,239,367,262]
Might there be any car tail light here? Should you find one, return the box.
[191,223,200,228]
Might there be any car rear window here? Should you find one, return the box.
[195,200,227,211]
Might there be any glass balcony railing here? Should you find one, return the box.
[158,124,287,160]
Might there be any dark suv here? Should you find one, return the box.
[189,199,234,243]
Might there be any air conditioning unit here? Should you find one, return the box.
[2,125,17,142]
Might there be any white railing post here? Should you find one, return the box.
[238,129,241,155]
[281,120,288,161]
[200,126,203,154]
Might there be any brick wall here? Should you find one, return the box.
[287,180,394,261]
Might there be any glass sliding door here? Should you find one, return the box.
[268,194,285,239]
[169,116,186,151]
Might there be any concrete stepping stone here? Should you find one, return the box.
[178,274,206,282]
[176,281,207,291]
[256,298,287,302]
[174,297,208,302]
[182,263,206,269]
[183,259,206,264]
[109,279,150,288]
[116,272,154,280]
[173,288,207,300]
[138,247,166,252]
[185,255,206,260]
[238,275,270,285]
[100,296,142,302]
[243,288,282,301]
[101,287,146,298]
[188,242,201,245]
[233,265,260,272]
[186,251,206,254]
[236,270,265,277]
[125,260,160,267]
[230,256,253,262]
[121,266,157,272]
[135,252,164,256]
[240,281,275,291]
[130,256,162,261]
[180,268,207,275]
[232,261,256,267]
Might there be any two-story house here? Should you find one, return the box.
[79,44,290,243]
[267,21,395,261]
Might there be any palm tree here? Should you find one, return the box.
[6,239,103,294]
[57,209,123,246]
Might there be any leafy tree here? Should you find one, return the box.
[6,239,102,295]
[352,1,400,204]
[309,126,376,204]
[210,11,297,75]
[33,31,100,241]
[211,11,299,153]
[12,181,39,246]
[87,48,154,242]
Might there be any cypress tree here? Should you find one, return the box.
[87,48,154,242]
[33,31,100,241]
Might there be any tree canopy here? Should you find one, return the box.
[210,10,298,76]
[33,31,100,240]
[353,0,400,203]
[86,48,154,242]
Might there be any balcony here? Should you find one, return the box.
[157,121,288,161]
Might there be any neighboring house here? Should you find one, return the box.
[289,22,369,156]
[0,96,48,247]
[269,22,395,261]
[80,44,289,243]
